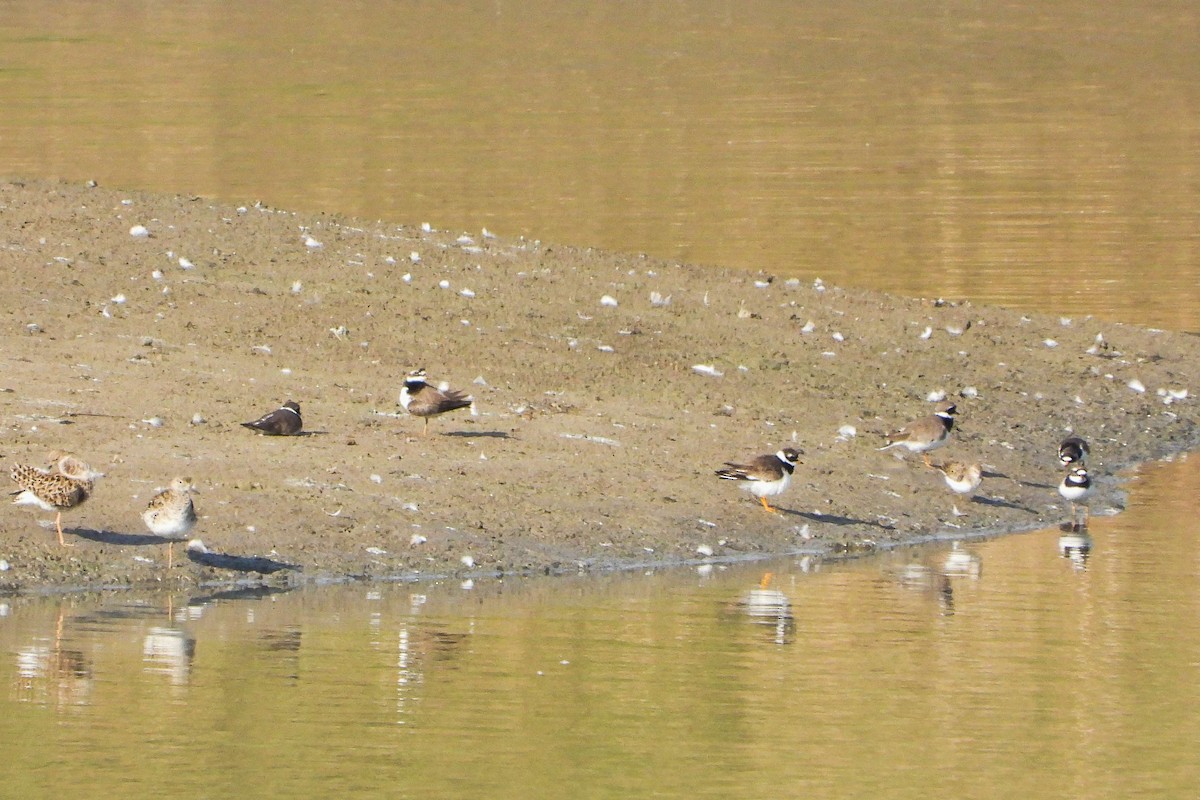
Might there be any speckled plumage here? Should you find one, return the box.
[933,460,982,495]
[399,369,473,434]
[142,476,197,568]
[10,452,100,546]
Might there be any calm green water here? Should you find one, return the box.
[2,0,1200,797]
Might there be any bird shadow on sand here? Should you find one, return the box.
[186,543,301,575]
[786,509,897,530]
[980,468,1057,491]
[442,430,511,439]
[67,527,169,547]
[1012,477,1057,491]
[971,495,1038,513]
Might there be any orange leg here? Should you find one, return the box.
[759,496,778,513]
[55,512,74,547]
[759,572,774,589]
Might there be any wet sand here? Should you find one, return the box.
[1,179,1198,592]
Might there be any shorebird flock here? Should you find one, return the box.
[7,367,476,562]
[8,368,1096,564]
[715,400,1096,532]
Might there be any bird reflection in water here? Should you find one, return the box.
[14,607,93,708]
[732,572,796,645]
[396,612,473,722]
[889,541,982,615]
[941,541,982,579]
[142,626,197,687]
[1058,531,1092,572]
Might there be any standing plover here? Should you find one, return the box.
[399,369,474,435]
[1058,436,1089,468]
[10,451,102,546]
[715,448,801,513]
[142,476,198,568]
[878,401,958,466]
[1058,466,1094,529]
[241,400,303,436]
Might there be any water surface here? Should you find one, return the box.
[1,0,1197,326]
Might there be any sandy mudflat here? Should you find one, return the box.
[1,178,1197,592]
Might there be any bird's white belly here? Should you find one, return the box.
[1058,484,1092,502]
[744,472,789,499]
[12,490,56,513]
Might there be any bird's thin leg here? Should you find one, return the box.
[55,512,73,547]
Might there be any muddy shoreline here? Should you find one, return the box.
[1,179,1198,594]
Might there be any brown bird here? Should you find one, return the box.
[142,476,198,568]
[932,460,982,496]
[715,447,801,513]
[241,400,302,436]
[878,401,958,466]
[399,369,474,435]
[10,451,102,546]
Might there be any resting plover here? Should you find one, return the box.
[933,460,982,496]
[878,401,958,466]
[142,476,198,568]
[1058,436,1089,468]
[10,451,102,546]
[1058,466,1094,529]
[715,447,801,513]
[241,400,303,436]
[399,369,474,435]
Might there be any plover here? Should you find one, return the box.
[241,400,302,436]
[1058,466,1094,529]
[10,451,102,546]
[715,447,801,513]
[878,401,958,466]
[933,460,982,496]
[1058,436,1089,468]
[142,476,198,568]
[399,369,474,435]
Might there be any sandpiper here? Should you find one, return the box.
[142,476,198,568]
[933,460,982,496]
[10,451,102,546]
